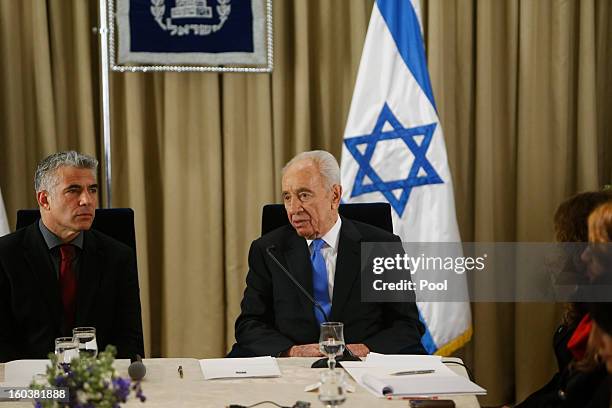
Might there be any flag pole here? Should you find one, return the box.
[98,0,113,208]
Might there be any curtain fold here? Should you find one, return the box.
[0,0,610,405]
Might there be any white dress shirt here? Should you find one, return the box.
[307,216,342,301]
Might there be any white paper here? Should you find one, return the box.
[1,360,49,387]
[365,374,486,396]
[362,373,393,395]
[342,354,486,397]
[365,352,454,374]
[344,354,456,380]
[199,356,281,380]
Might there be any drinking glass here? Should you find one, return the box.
[72,327,98,358]
[318,322,345,371]
[54,337,78,366]
[318,370,347,407]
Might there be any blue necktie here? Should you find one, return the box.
[311,239,331,324]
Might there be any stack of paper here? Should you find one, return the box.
[199,356,281,380]
[342,353,486,397]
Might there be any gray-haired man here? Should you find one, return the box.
[234,150,425,357]
[0,151,144,362]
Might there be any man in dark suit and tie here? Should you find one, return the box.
[0,151,144,362]
[234,150,425,357]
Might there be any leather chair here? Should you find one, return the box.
[261,202,393,235]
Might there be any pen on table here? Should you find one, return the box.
[386,396,439,401]
[390,369,435,376]
[178,365,183,379]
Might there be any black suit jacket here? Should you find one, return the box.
[234,217,426,356]
[0,223,144,362]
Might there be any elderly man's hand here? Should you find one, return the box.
[282,343,370,357]
[283,344,324,357]
[346,343,370,357]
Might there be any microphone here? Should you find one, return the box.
[265,245,361,367]
[265,245,330,322]
[128,354,146,381]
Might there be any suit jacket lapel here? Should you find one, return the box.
[281,230,318,326]
[23,223,62,326]
[330,217,361,321]
[76,231,103,324]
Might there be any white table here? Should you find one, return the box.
[1,357,481,407]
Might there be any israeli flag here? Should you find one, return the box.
[0,187,9,236]
[340,0,472,355]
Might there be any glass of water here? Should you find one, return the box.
[54,337,78,366]
[72,327,98,358]
[318,370,347,407]
[319,322,345,371]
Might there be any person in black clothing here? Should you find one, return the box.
[584,201,612,407]
[233,150,425,358]
[0,151,144,362]
[516,191,612,408]
[586,200,612,374]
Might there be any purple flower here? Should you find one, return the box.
[112,377,131,402]
[54,375,67,387]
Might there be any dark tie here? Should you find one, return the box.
[311,239,331,324]
[59,245,77,329]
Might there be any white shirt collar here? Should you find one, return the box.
[307,216,342,250]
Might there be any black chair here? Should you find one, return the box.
[16,208,137,252]
[261,202,394,235]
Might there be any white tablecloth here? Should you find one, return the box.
[1,357,481,407]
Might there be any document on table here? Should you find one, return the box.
[0,360,49,387]
[199,356,281,380]
[342,353,486,397]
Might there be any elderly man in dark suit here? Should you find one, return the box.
[234,150,425,357]
[0,151,144,362]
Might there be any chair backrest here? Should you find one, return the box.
[261,203,393,235]
[16,208,137,252]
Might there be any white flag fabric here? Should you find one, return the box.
[340,0,471,355]
[0,187,10,236]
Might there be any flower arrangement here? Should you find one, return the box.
[30,345,145,408]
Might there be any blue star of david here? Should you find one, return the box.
[344,103,443,217]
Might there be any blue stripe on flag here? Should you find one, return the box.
[419,311,438,354]
[375,0,437,111]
